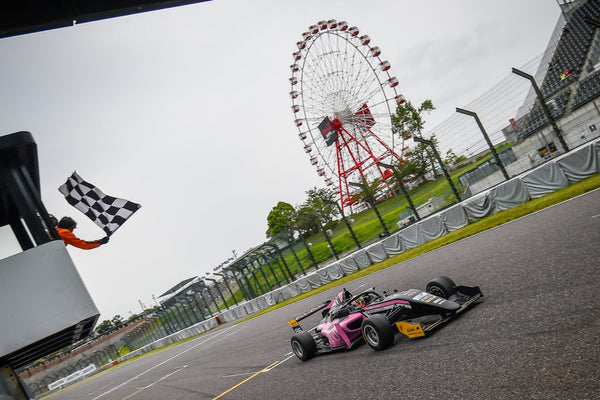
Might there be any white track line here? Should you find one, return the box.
[221,352,295,378]
[264,353,296,371]
[123,365,189,400]
[91,326,239,400]
[136,365,188,390]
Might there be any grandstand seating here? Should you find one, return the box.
[520,0,600,139]
[520,91,570,138]
[571,69,600,107]
[541,0,598,99]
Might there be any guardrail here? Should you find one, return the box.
[47,364,96,391]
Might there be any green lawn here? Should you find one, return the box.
[235,173,600,320]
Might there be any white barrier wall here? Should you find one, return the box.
[117,318,219,362]
[217,140,600,324]
[47,364,96,390]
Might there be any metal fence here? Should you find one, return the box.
[428,3,600,197]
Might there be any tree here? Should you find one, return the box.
[391,99,439,178]
[266,201,296,238]
[399,143,431,182]
[94,319,113,335]
[397,134,446,183]
[444,149,459,167]
[127,313,140,322]
[111,315,124,327]
[301,187,338,225]
[391,99,435,141]
[94,314,125,335]
[349,178,382,207]
[295,206,321,236]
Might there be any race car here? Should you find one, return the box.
[288,276,482,361]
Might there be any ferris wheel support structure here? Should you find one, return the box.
[332,119,403,208]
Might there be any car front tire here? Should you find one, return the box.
[426,276,457,299]
[291,331,317,361]
[361,314,394,351]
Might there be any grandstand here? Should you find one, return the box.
[518,0,600,139]
[434,0,600,195]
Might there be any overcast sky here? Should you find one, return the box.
[0,0,562,320]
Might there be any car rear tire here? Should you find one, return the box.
[361,314,394,351]
[291,331,317,361]
[426,276,457,299]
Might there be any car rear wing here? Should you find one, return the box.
[294,299,331,322]
[288,299,330,333]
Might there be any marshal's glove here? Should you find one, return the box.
[98,236,110,245]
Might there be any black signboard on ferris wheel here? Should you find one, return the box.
[318,117,338,147]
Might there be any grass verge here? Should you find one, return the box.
[234,173,600,322]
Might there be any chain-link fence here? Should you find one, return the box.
[427,2,600,197]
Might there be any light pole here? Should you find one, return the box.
[349,181,389,236]
[186,290,206,321]
[275,231,306,276]
[213,272,238,305]
[413,136,462,202]
[376,161,420,221]
[176,301,193,326]
[512,67,569,152]
[290,224,319,267]
[195,282,215,315]
[204,277,229,309]
[302,212,338,260]
[324,199,361,249]
[259,242,296,282]
[456,107,510,180]
[228,266,253,300]
[182,298,200,324]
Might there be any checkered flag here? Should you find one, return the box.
[58,172,141,236]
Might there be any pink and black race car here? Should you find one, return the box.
[288,276,482,361]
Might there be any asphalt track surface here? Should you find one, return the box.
[48,189,600,400]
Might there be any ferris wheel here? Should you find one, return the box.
[290,19,407,212]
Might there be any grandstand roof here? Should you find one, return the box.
[0,132,39,228]
[158,276,197,298]
[0,0,210,39]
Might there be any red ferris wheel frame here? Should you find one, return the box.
[320,116,403,210]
